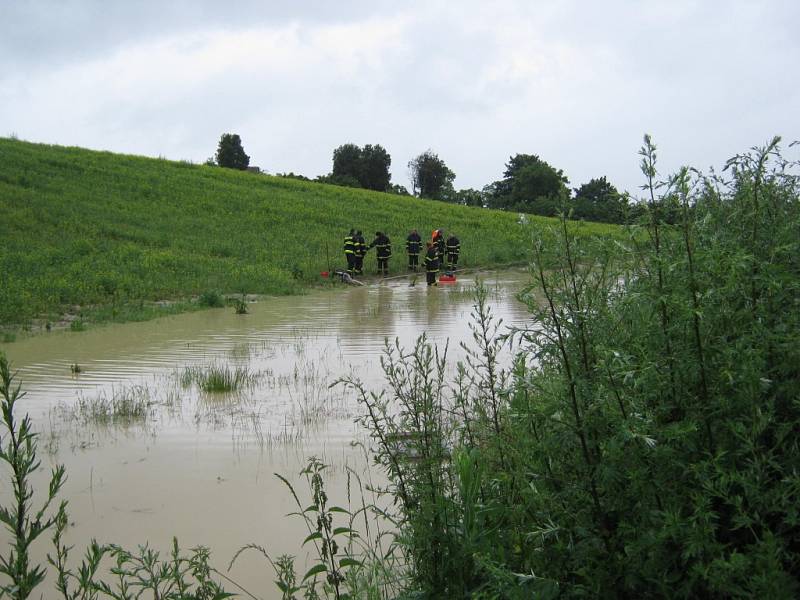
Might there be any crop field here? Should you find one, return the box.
[0,138,620,328]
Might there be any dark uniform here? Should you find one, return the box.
[445,235,460,271]
[406,230,422,271]
[424,244,439,286]
[369,231,392,276]
[354,230,366,275]
[433,230,446,268]
[343,229,356,275]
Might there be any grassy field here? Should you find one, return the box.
[0,137,620,330]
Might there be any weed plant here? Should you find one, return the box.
[341,137,800,597]
[182,364,257,393]
[198,290,225,308]
[48,537,233,600]
[337,336,459,596]
[0,355,66,598]
[233,456,405,599]
[70,385,153,425]
[232,295,249,315]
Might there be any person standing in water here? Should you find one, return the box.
[445,232,460,271]
[369,231,392,276]
[406,229,421,271]
[424,241,439,286]
[353,230,366,275]
[343,229,356,275]
[432,229,446,268]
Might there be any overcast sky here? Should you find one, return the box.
[2,0,798,195]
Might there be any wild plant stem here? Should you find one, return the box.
[678,169,714,453]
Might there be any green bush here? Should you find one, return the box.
[198,290,225,308]
[348,137,800,597]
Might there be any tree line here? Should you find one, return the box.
[210,132,630,224]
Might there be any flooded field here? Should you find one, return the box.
[0,269,533,597]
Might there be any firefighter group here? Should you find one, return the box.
[343,229,460,286]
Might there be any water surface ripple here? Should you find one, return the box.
[1,270,533,597]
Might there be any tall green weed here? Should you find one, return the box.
[346,137,800,597]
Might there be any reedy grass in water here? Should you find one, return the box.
[66,385,154,425]
[181,364,258,393]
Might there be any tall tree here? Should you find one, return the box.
[408,150,455,200]
[572,176,627,223]
[215,133,250,170]
[332,143,363,184]
[486,154,569,215]
[328,143,392,191]
[360,144,392,191]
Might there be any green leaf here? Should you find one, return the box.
[302,532,323,545]
[339,557,362,568]
[332,527,356,537]
[328,506,350,514]
[302,563,327,582]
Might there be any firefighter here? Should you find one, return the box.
[343,228,356,275]
[432,229,446,268]
[406,229,422,271]
[445,233,461,271]
[424,241,439,286]
[369,231,392,276]
[354,230,366,275]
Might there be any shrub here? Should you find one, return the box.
[198,290,225,308]
[344,137,800,597]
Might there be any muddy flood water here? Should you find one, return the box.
[1,269,534,597]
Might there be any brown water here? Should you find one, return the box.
[0,270,533,597]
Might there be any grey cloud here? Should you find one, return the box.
[0,0,398,70]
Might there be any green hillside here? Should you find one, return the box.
[0,138,618,328]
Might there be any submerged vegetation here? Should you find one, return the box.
[71,385,154,425]
[180,364,259,393]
